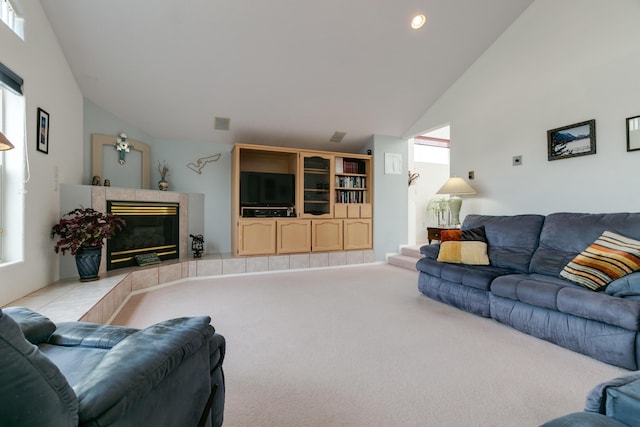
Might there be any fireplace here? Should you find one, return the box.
[107,201,180,270]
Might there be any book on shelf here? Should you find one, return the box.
[335,190,367,203]
[335,176,366,188]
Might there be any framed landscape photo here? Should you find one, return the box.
[36,107,49,154]
[627,115,640,152]
[547,119,596,161]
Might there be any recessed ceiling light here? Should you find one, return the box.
[411,14,426,30]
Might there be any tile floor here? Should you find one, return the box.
[6,250,376,324]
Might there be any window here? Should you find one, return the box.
[413,137,450,165]
[0,63,25,264]
[1,0,24,39]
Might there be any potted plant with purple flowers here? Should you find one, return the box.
[51,207,126,281]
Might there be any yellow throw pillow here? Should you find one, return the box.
[437,241,490,265]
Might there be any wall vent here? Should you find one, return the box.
[330,131,346,143]
[214,116,231,131]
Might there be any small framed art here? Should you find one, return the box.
[626,115,640,152]
[36,107,49,154]
[547,119,596,161]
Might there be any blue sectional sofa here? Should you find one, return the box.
[0,307,225,427]
[417,212,640,370]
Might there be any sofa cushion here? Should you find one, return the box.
[462,214,545,273]
[559,230,640,291]
[530,213,640,277]
[556,287,640,331]
[490,273,578,311]
[491,273,640,331]
[416,257,511,291]
[50,321,139,349]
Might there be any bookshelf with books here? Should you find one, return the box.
[334,156,371,211]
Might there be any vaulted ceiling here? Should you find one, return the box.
[40,0,533,152]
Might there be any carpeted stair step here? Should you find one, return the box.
[387,254,420,271]
[401,245,424,258]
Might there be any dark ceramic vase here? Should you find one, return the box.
[75,246,102,282]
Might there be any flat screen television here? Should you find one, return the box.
[240,171,295,207]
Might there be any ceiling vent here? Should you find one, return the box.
[214,116,231,131]
[330,131,346,143]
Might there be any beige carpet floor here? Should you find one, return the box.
[112,264,624,427]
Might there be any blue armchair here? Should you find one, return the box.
[0,307,225,427]
[541,371,640,427]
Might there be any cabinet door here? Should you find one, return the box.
[237,219,276,255]
[343,219,372,250]
[277,220,311,254]
[300,153,333,218]
[311,220,343,252]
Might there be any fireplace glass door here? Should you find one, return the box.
[107,201,179,270]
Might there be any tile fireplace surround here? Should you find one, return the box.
[6,186,375,324]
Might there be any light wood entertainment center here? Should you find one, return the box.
[231,143,373,256]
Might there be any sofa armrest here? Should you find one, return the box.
[605,272,640,299]
[49,322,139,349]
[420,243,440,260]
[73,316,214,425]
[585,371,640,413]
[3,306,56,344]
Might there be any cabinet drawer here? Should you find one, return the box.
[359,204,372,218]
[334,204,348,219]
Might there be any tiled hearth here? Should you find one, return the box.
[6,249,375,324]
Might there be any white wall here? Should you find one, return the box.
[410,161,450,243]
[152,138,232,253]
[366,135,408,260]
[406,0,640,216]
[0,0,83,306]
[82,98,155,187]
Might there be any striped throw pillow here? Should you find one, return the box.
[560,230,640,291]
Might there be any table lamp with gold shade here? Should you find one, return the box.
[436,177,476,227]
[0,130,15,151]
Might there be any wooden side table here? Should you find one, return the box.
[427,227,457,244]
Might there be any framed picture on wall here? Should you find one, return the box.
[547,119,596,161]
[36,107,49,154]
[627,115,640,152]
